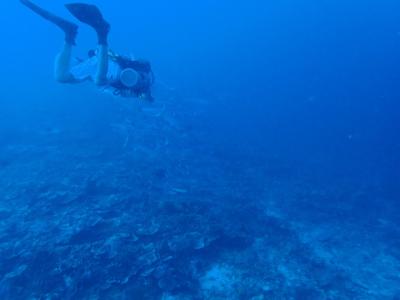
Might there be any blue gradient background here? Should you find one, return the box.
[0,1,399,299]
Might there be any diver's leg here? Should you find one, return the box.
[64,3,110,85]
[20,0,78,83]
[54,43,76,83]
[95,44,109,86]
[20,0,78,45]
[94,13,110,85]
[94,21,110,86]
[64,3,109,45]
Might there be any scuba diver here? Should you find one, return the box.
[20,0,154,101]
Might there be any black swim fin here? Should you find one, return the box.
[20,0,78,44]
[65,3,109,34]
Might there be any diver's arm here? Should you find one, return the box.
[19,0,79,83]
[94,44,109,86]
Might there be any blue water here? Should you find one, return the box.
[0,1,399,299]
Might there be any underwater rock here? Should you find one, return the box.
[158,275,180,292]
[3,264,27,279]
[136,220,160,236]
[168,232,207,253]
[81,177,112,197]
[136,243,159,274]
[68,221,110,245]
[200,264,239,299]
[100,234,130,259]
[153,264,170,280]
